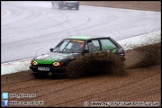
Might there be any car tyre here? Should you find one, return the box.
[76,6,79,10]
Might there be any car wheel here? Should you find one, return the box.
[76,6,79,10]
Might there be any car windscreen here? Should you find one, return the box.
[53,39,84,53]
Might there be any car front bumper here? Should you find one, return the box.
[30,65,67,75]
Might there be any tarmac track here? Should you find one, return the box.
[1,1,161,63]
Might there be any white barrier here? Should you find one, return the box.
[1,29,161,75]
[1,59,31,75]
[118,30,161,50]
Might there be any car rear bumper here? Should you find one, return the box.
[64,3,78,7]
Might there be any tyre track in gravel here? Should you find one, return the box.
[2,65,158,106]
[51,68,160,106]
[3,75,112,100]
[89,73,160,101]
[63,77,160,106]
[4,65,160,107]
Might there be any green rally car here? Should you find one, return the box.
[30,36,126,77]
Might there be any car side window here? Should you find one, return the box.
[87,40,100,52]
[100,39,117,51]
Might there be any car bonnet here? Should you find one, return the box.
[33,52,80,64]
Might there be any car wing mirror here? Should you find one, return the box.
[50,48,54,52]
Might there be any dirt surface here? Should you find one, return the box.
[1,66,161,107]
[1,1,161,107]
[80,1,161,12]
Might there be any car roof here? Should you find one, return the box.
[66,35,111,40]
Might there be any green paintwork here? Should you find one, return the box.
[35,54,68,64]
[35,59,54,64]
[104,45,113,49]
[68,36,91,39]
[62,54,69,56]
[112,49,118,53]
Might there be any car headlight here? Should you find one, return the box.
[53,62,64,66]
[31,60,38,65]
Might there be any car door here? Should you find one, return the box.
[86,39,101,53]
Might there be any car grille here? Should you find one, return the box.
[37,64,53,67]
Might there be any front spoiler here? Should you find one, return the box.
[30,65,67,75]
